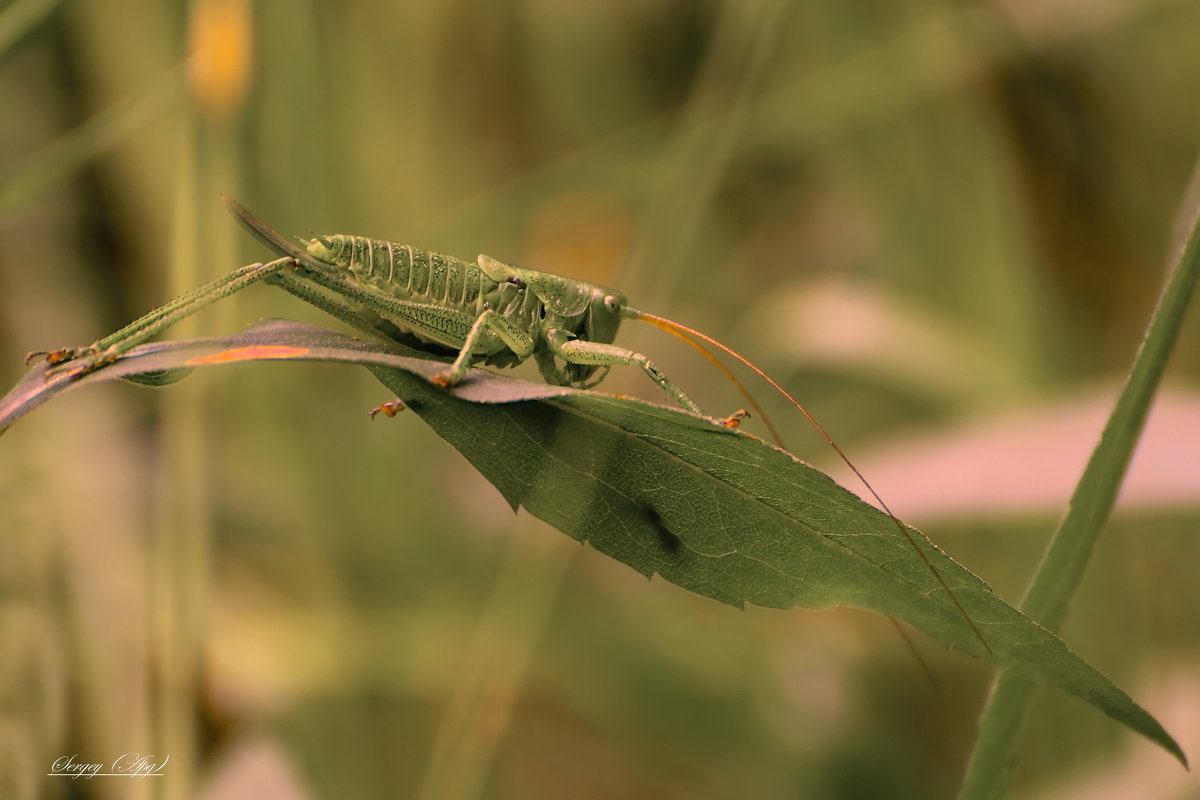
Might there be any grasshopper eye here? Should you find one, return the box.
[604,294,620,312]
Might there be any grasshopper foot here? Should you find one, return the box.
[718,409,750,429]
[43,349,122,380]
[368,399,407,420]
[26,345,115,380]
[430,371,459,388]
[26,347,81,366]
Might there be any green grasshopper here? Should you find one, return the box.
[31,197,749,425]
[27,196,986,649]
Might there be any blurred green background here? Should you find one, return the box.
[1,0,1198,798]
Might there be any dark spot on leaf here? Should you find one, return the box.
[643,505,682,556]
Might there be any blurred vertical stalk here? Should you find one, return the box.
[150,2,251,797]
[415,520,574,800]
[0,68,182,222]
[958,163,1200,798]
[0,0,60,57]
[150,116,206,800]
[622,0,785,305]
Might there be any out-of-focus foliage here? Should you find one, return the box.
[1,1,1197,799]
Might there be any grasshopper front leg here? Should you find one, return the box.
[548,332,703,414]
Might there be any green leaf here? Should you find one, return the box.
[1,318,1184,764]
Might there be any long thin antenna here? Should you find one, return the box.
[632,309,990,654]
[639,315,785,447]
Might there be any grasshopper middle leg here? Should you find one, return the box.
[431,309,535,388]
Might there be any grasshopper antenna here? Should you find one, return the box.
[630,309,990,654]
[630,311,785,447]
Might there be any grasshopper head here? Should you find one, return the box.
[585,289,626,346]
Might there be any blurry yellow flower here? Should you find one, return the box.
[187,0,253,119]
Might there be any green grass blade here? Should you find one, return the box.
[959,189,1200,798]
[0,66,181,221]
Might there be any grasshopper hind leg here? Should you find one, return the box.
[26,258,294,380]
